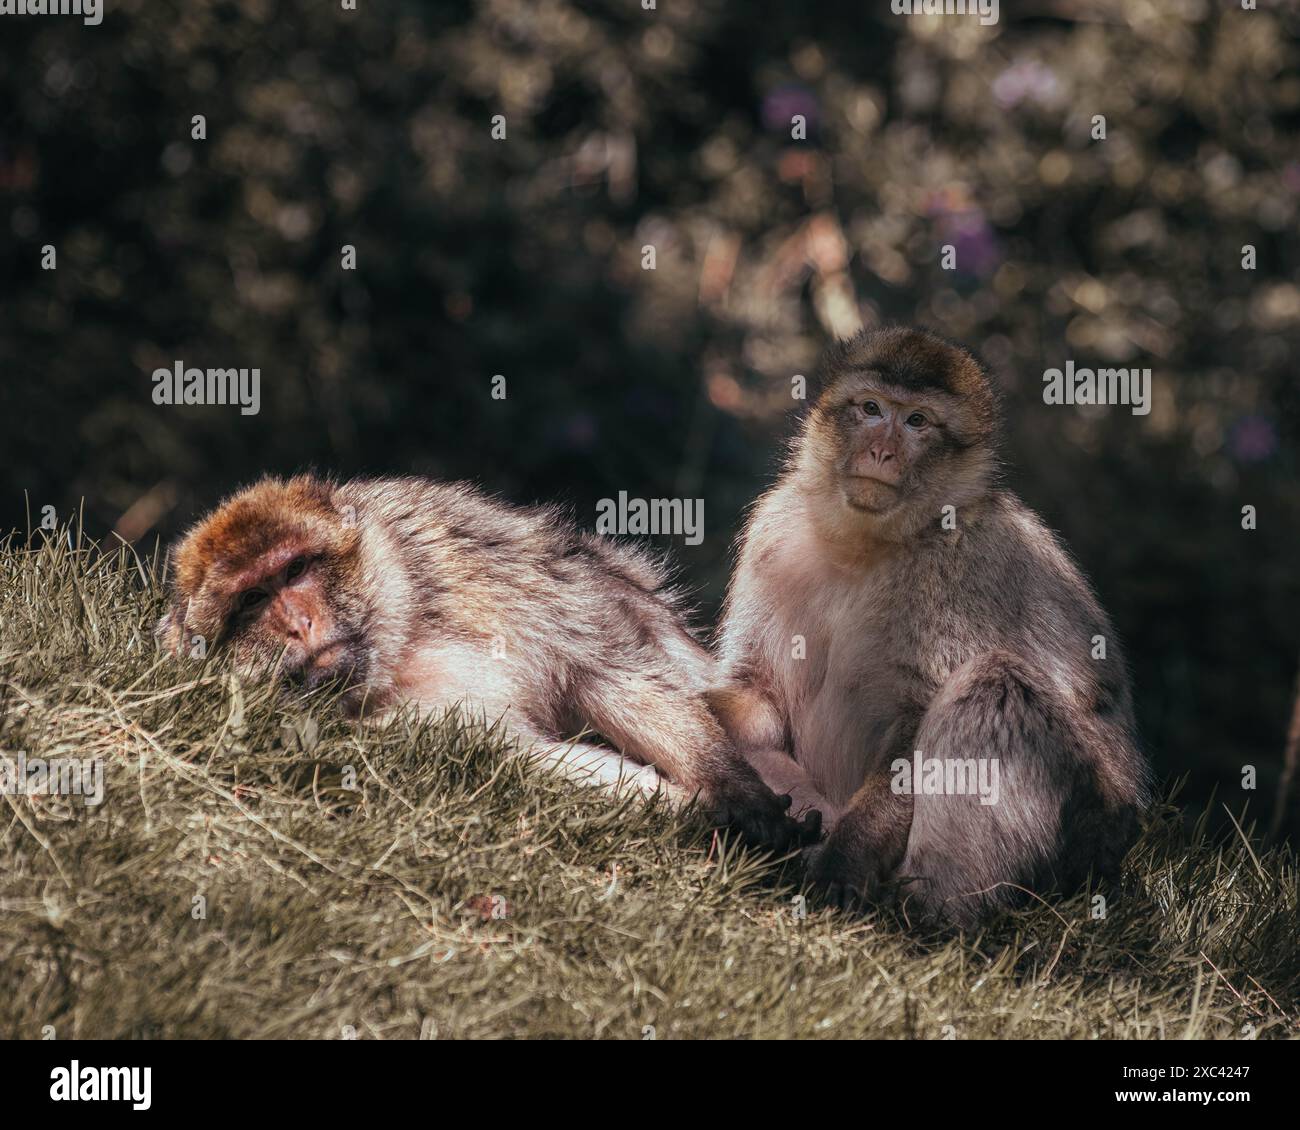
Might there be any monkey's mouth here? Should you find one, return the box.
[308,642,347,672]
[291,639,366,690]
[841,474,902,513]
[845,472,900,487]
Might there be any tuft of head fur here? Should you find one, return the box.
[811,324,1001,447]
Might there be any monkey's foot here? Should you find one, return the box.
[804,836,890,914]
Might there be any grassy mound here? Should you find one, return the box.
[0,531,1296,1039]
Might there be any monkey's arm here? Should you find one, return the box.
[744,748,839,826]
[526,735,684,803]
[706,682,838,826]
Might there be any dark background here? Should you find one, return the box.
[1,0,1297,828]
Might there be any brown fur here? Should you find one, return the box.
[715,326,1152,925]
[158,474,810,851]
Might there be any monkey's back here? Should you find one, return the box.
[337,476,710,697]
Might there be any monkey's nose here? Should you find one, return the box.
[286,613,313,641]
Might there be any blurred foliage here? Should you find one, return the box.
[1,0,1298,817]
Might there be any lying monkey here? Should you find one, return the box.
[712,326,1152,925]
[156,473,813,850]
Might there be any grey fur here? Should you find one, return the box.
[714,328,1152,925]
[161,474,805,850]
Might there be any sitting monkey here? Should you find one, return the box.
[711,327,1152,925]
[157,473,812,851]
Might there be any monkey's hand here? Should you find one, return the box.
[698,767,821,854]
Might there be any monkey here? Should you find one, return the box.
[155,473,815,852]
[710,326,1152,926]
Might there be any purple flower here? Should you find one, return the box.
[1228,415,1277,463]
[927,194,1001,278]
[992,61,1061,111]
[762,84,819,133]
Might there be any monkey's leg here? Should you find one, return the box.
[573,669,814,851]
[896,657,1146,927]
[895,651,1095,926]
[812,650,1088,924]
[398,642,679,803]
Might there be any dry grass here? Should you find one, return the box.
[0,529,1297,1039]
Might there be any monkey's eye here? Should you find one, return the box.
[861,400,882,418]
[906,412,928,428]
[239,589,267,611]
[285,556,308,582]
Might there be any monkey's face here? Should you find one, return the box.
[816,376,955,515]
[800,328,1001,532]
[158,475,372,696]
[224,549,370,691]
